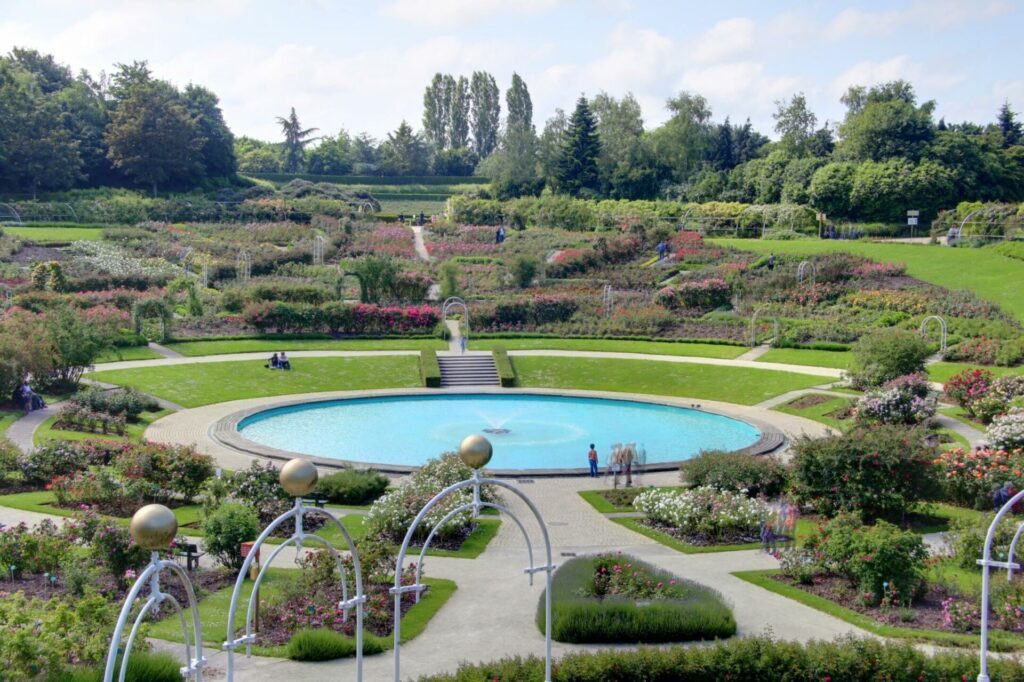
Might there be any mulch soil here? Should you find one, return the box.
[788,394,835,410]
[10,245,64,263]
[0,567,235,603]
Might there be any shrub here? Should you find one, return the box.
[675,277,731,310]
[988,409,1024,450]
[538,554,735,644]
[18,441,91,485]
[510,256,538,288]
[420,349,441,387]
[944,367,993,415]
[492,347,516,387]
[633,487,769,542]
[68,386,158,421]
[854,372,936,425]
[202,503,260,570]
[934,447,1024,509]
[678,450,789,497]
[791,426,941,520]
[806,514,929,605]
[112,442,215,500]
[316,468,389,505]
[847,329,931,388]
[285,628,384,661]
[0,437,19,483]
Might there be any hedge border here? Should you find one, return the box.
[420,349,441,388]
[492,347,516,387]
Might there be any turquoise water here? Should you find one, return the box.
[237,394,761,470]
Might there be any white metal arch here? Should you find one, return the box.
[313,234,325,266]
[224,499,367,681]
[919,315,948,354]
[391,470,554,682]
[750,307,781,347]
[739,205,767,238]
[977,488,1024,681]
[442,296,469,339]
[104,552,205,682]
[797,260,817,287]
[0,203,22,226]
[236,250,251,282]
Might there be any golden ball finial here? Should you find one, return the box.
[280,458,318,497]
[459,434,493,469]
[130,504,178,550]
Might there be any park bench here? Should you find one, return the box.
[175,542,205,571]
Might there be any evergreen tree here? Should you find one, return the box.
[554,96,600,196]
[380,120,427,175]
[448,75,471,149]
[506,72,534,133]
[275,107,318,172]
[713,118,735,170]
[997,102,1023,148]
[470,71,500,159]
[182,84,235,178]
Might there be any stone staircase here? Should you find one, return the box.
[438,354,500,387]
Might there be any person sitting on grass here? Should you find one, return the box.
[266,353,279,370]
[278,351,291,370]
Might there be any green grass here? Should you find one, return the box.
[4,226,105,242]
[86,356,420,407]
[163,337,445,357]
[147,568,456,655]
[94,346,163,363]
[713,239,1024,323]
[774,394,855,431]
[33,409,171,446]
[732,569,1024,651]
[927,362,1024,384]
[577,490,633,513]
[472,338,747,359]
[417,518,501,559]
[907,502,986,534]
[611,516,815,554]
[757,348,854,370]
[378,199,447,215]
[0,409,22,436]
[512,356,828,405]
[0,490,204,530]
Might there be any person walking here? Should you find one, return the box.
[587,443,598,477]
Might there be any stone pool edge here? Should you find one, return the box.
[208,387,787,478]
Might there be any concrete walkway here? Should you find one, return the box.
[6,401,63,453]
[736,344,772,362]
[409,225,432,262]
[149,342,185,359]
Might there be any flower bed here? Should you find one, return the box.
[538,553,735,643]
[633,487,769,545]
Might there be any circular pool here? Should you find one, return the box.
[231,393,765,472]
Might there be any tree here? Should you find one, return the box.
[470,71,500,159]
[307,130,354,175]
[773,93,817,156]
[808,162,857,216]
[591,92,645,191]
[554,96,600,196]
[536,108,567,188]
[838,81,935,162]
[505,73,533,133]
[997,102,1023,148]
[9,48,72,94]
[182,84,235,179]
[105,83,202,194]
[712,118,736,170]
[649,91,714,182]
[235,136,281,173]
[448,75,471,149]
[422,73,449,148]
[276,107,318,172]
[56,78,112,185]
[379,120,427,175]
[478,120,540,198]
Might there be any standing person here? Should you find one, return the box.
[459,335,467,354]
[20,380,33,412]
[587,443,598,477]
[766,253,775,271]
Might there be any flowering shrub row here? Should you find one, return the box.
[988,410,1024,451]
[854,372,936,425]
[946,369,1024,423]
[934,446,1024,509]
[633,487,769,542]
[243,301,439,335]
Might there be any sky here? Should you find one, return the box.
[2,0,1022,143]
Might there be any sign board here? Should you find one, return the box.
[907,210,920,217]
[908,217,918,226]
[816,212,827,222]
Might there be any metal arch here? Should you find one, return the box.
[63,202,78,221]
[919,315,948,354]
[739,205,766,239]
[602,284,613,318]
[0,203,22,226]
[678,207,696,232]
[977,488,1024,681]
[313,234,326,266]
[338,269,367,303]
[750,307,781,347]
[391,470,555,682]
[797,260,817,287]
[442,296,469,339]
[236,250,251,282]
[224,499,366,681]
[1007,521,1024,581]
[104,552,205,682]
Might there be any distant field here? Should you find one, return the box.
[379,199,448,216]
[713,239,1024,323]
[4,226,104,242]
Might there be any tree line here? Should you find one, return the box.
[0,49,235,195]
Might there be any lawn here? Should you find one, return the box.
[4,226,105,242]
[713,239,1024,323]
[757,348,854,370]
[163,337,446,356]
[147,568,457,656]
[33,409,171,445]
[94,345,164,363]
[0,409,22,435]
[927,362,1024,384]
[86,356,420,407]
[0,490,204,530]
[512,356,827,405]
[732,569,1024,651]
[472,338,747,359]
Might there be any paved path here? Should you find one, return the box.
[409,225,431,262]
[149,342,185,359]
[736,344,772,362]
[6,401,63,453]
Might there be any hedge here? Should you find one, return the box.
[247,173,488,186]
[492,347,516,387]
[421,349,441,388]
[417,634,1024,681]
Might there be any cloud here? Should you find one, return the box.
[830,55,966,99]
[826,0,1014,39]
[690,17,755,62]
[380,0,564,26]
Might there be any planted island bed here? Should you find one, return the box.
[538,553,735,644]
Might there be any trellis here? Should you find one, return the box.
[919,315,948,355]
[313,235,325,265]
[797,260,817,287]
[236,250,251,282]
[602,284,614,317]
[750,307,781,347]
[0,203,22,226]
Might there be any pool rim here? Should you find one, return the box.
[210,387,786,477]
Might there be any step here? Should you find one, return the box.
[438,354,501,387]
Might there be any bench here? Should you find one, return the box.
[303,492,328,509]
[176,542,205,571]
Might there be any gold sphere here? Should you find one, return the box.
[459,434,493,469]
[280,458,318,497]
[130,504,178,550]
